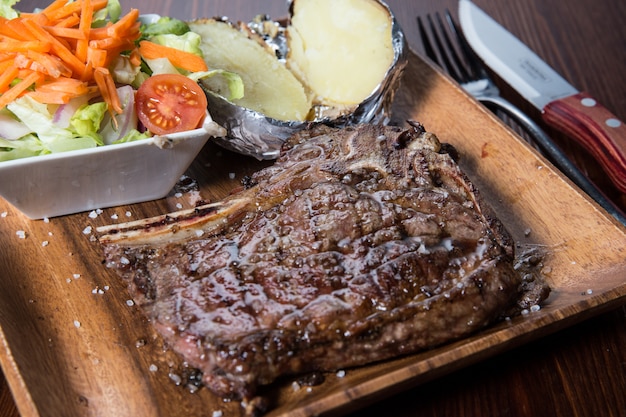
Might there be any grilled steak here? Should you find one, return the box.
[98,122,548,402]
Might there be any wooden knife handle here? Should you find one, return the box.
[542,91,626,194]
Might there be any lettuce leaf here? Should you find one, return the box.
[0,0,20,19]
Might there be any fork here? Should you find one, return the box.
[417,10,626,226]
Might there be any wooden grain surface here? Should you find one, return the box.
[2,0,626,416]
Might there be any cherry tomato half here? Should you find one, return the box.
[135,73,207,135]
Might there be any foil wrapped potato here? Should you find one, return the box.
[190,0,407,159]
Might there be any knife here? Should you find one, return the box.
[458,0,626,194]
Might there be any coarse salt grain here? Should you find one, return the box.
[16,230,26,239]
[41,241,49,247]
[175,192,183,198]
[212,411,223,417]
[111,214,119,220]
[1,211,7,217]
[229,172,236,179]
[530,304,541,312]
[74,320,81,328]
[149,364,158,372]
[336,370,346,378]
[43,217,50,223]
[88,210,98,219]
[126,299,135,306]
[125,211,132,217]
[73,274,81,279]
[82,226,92,234]
[169,372,182,385]
[586,288,593,295]
[176,203,183,209]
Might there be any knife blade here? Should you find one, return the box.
[458,0,626,194]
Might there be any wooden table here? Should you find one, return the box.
[2,0,624,416]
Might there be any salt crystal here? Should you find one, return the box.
[336,370,346,378]
[586,288,593,295]
[73,274,81,279]
[88,210,98,219]
[43,217,50,223]
[530,304,541,312]
[125,211,132,217]
[74,320,81,328]
[229,172,236,179]
[175,192,183,198]
[111,214,119,220]
[169,372,182,385]
[212,411,223,417]
[82,226,92,234]
[176,203,183,209]
[41,241,49,247]
[149,364,158,372]
[126,299,135,306]
[1,211,7,217]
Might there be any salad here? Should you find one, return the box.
[0,0,243,162]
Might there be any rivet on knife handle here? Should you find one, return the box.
[542,92,626,194]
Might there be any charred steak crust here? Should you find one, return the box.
[101,123,530,400]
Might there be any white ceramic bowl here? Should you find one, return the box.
[0,113,225,219]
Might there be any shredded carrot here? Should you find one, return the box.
[0,37,52,53]
[75,0,93,62]
[94,67,122,114]
[0,0,141,113]
[0,71,43,109]
[138,40,209,73]
[54,14,81,28]
[27,50,73,78]
[42,26,86,40]
[40,0,70,16]
[0,66,19,94]
[0,18,24,39]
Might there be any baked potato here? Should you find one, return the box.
[189,0,406,159]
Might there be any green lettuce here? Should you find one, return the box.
[0,0,20,19]
[69,102,108,146]
[141,16,190,38]
[150,31,204,58]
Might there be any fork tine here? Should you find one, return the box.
[434,12,471,83]
[416,16,438,64]
[443,9,489,81]
[425,14,463,82]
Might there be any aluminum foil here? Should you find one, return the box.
[202,1,408,160]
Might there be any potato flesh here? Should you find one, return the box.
[287,0,394,107]
[189,20,311,122]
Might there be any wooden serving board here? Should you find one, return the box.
[1,51,625,417]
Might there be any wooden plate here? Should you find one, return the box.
[1,51,624,417]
